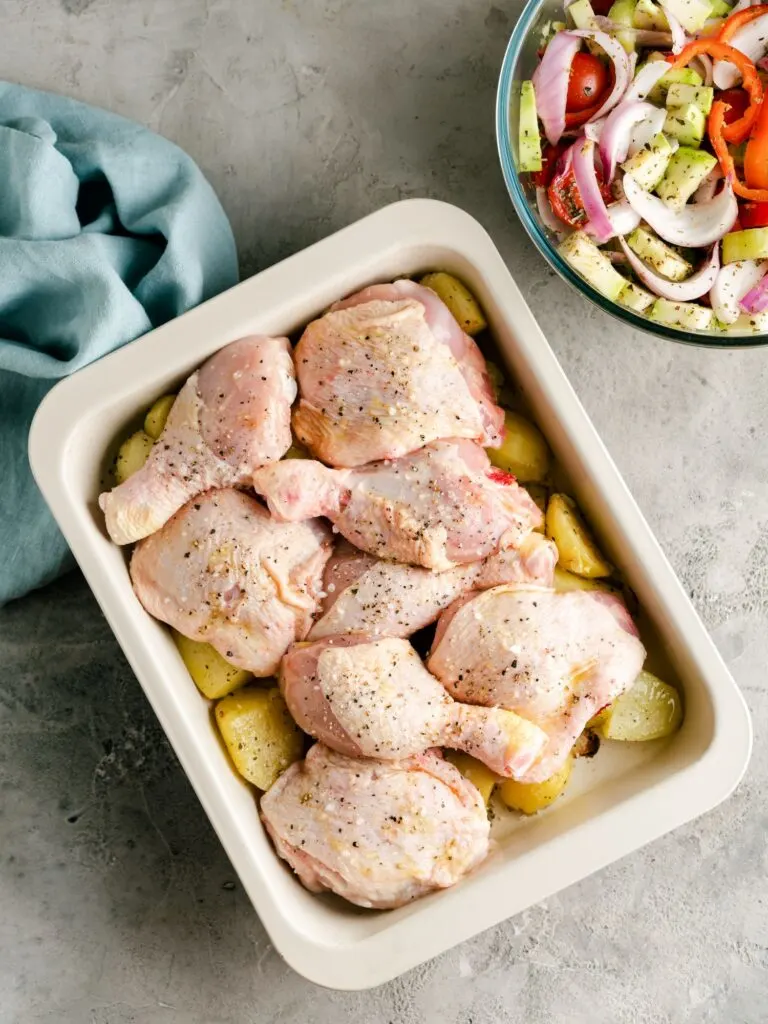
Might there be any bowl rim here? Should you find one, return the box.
[495,0,768,349]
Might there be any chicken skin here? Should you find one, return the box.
[308,533,557,640]
[428,586,646,783]
[292,280,504,467]
[100,335,296,545]
[251,439,543,571]
[281,635,547,776]
[130,488,332,676]
[260,744,490,909]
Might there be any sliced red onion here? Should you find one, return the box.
[627,105,667,157]
[586,199,641,239]
[693,165,723,204]
[536,186,568,235]
[622,60,669,103]
[710,260,768,323]
[568,30,633,122]
[619,237,720,300]
[592,17,674,45]
[740,270,768,313]
[532,32,584,145]
[690,53,713,86]
[623,173,738,247]
[659,2,688,53]
[571,137,614,242]
[758,55,768,71]
[599,100,656,181]
[584,119,604,142]
[712,12,768,89]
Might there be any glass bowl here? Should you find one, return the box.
[495,0,768,348]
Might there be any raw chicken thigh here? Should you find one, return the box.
[260,744,490,909]
[130,488,332,676]
[309,533,557,640]
[100,335,296,545]
[251,439,543,571]
[292,280,504,467]
[281,635,547,776]
[428,586,646,782]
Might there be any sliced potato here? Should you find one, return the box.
[586,704,611,729]
[114,430,153,484]
[484,360,506,400]
[488,410,550,483]
[215,687,304,790]
[445,751,499,805]
[600,670,683,741]
[419,271,488,335]
[546,494,612,578]
[553,566,616,593]
[499,754,573,815]
[526,484,549,533]
[173,631,251,700]
[144,394,176,440]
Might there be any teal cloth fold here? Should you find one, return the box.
[0,82,239,605]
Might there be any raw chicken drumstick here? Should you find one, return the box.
[292,279,504,467]
[309,533,557,640]
[260,744,490,909]
[281,635,548,776]
[428,585,646,783]
[130,488,332,677]
[100,335,296,544]
[251,439,542,571]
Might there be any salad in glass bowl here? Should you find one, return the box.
[499,0,768,341]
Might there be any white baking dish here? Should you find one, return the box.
[29,199,751,990]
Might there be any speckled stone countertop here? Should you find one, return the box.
[2,1,767,1021]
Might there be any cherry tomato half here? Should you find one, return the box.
[547,156,612,228]
[566,52,610,113]
[531,142,569,188]
[718,87,750,126]
[739,201,768,229]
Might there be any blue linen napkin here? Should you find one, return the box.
[0,81,239,605]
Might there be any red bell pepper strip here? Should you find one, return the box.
[744,92,768,191]
[710,100,768,202]
[666,39,763,143]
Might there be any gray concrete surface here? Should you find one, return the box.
[1,0,767,1020]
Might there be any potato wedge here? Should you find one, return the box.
[114,430,153,485]
[488,410,550,483]
[419,271,488,335]
[499,754,573,815]
[215,687,304,790]
[173,631,251,700]
[484,360,506,400]
[144,394,176,440]
[546,494,612,578]
[552,566,616,593]
[600,671,683,742]
[445,751,499,805]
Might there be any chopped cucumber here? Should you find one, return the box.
[621,132,673,190]
[633,0,668,29]
[608,0,637,50]
[665,82,714,115]
[649,297,714,330]
[664,102,706,147]
[722,228,768,264]
[655,147,717,212]
[568,0,597,27]
[619,280,656,312]
[519,81,542,173]
[662,0,711,31]
[627,226,693,281]
[644,65,703,104]
[708,0,731,14]
[558,231,628,301]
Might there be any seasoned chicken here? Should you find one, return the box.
[292,280,504,467]
[100,336,296,544]
[260,744,490,909]
[309,533,557,640]
[251,439,543,571]
[281,635,547,776]
[130,488,332,677]
[428,586,646,783]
